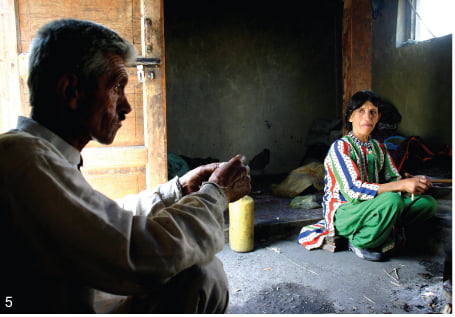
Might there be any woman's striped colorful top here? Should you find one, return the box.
[298,132,401,250]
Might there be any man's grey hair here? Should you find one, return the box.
[28,19,137,111]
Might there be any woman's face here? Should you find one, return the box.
[349,101,380,140]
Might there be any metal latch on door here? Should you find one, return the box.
[135,57,161,83]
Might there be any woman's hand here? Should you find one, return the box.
[378,174,433,195]
[399,176,433,195]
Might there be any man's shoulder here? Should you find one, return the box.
[0,129,45,147]
[0,130,53,159]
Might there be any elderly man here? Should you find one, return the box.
[0,19,251,313]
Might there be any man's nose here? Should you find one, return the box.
[119,96,132,115]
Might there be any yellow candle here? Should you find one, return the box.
[228,195,255,252]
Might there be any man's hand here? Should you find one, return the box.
[208,154,252,202]
[179,162,220,195]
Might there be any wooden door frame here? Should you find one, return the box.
[141,0,168,188]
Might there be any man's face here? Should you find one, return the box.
[79,54,132,145]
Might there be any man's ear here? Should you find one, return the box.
[56,73,79,110]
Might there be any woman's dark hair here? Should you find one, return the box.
[344,90,383,131]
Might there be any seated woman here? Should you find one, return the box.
[298,90,437,261]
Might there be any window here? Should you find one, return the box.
[396,0,453,47]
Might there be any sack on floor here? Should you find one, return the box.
[272,162,324,198]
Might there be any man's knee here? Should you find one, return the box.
[112,257,229,314]
[149,257,229,314]
[188,257,229,313]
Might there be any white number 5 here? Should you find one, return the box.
[5,296,12,308]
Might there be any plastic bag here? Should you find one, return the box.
[290,194,321,209]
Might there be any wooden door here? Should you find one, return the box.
[0,0,167,199]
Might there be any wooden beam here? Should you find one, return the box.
[342,0,373,130]
[141,0,168,189]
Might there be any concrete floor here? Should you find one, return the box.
[219,193,452,314]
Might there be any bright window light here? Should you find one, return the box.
[416,0,453,41]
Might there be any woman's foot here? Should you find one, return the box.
[348,241,383,261]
